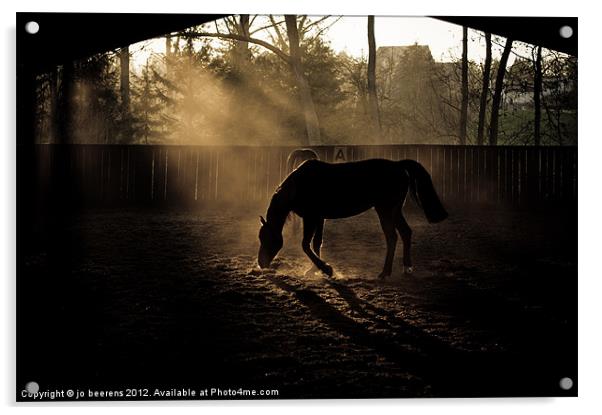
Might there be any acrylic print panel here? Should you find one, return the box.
[16,13,577,401]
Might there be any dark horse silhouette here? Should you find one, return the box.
[286,148,319,232]
[258,158,448,279]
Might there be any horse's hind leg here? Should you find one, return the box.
[394,211,413,274]
[305,218,324,276]
[312,218,324,257]
[302,217,333,277]
[376,206,398,280]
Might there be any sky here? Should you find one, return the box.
[129,16,527,70]
[326,16,509,62]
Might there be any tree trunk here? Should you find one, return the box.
[165,35,172,57]
[164,36,172,81]
[57,61,74,144]
[231,15,251,77]
[488,37,513,145]
[48,66,59,143]
[119,46,130,113]
[231,15,251,84]
[459,26,469,145]
[534,45,542,146]
[477,32,492,145]
[285,15,320,145]
[367,15,381,141]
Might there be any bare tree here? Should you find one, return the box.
[165,35,172,57]
[459,26,469,144]
[221,14,252,79]
[48,67,59,143]
[57,61,74,144]
[533,45,542,146]
[284,15,321,144]
[367,16,381,140]
[489,37,513,145]
[476,32,492,145]
[119,46,130,113]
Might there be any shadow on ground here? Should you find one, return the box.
[18,206,577,399]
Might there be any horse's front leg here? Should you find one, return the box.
[302,217,333,277]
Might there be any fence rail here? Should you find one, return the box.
[33,144,577,208]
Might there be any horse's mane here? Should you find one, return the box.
[267,180,294,226]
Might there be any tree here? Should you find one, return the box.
[540,50,577,145]
[131,59,163,144]
[489,37,513,145]
[78,53,123,143]
[184,15,331,145]
[367,16,381,140]
[533,45,542,146]
[230,14,252,80]
[56,61,74,143]
[119,46,130,113]
[379,44,448,143]
[152,35,226,144]
[165,34,173,80]
[285,15,321,144]
[476,32,492,145]
[336,53,375,142]
[459,26,469,144]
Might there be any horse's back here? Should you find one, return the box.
[295,158,403,183]
[289,159,408,218]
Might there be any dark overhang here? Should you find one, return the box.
[17,14,577,76]
[434,16,577,56]
[17,13,227,74]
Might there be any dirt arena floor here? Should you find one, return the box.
[18,204,577,399]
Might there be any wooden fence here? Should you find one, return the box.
[33,144,577,208]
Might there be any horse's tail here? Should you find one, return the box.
[400,159,448,223]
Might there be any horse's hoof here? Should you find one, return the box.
[321,264,334,277]
[305,266,319,276]
[404,266,414,274]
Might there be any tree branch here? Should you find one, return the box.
[299,15,331,35]
[249,15,258,28]
[250,18,286,35]
[183,31,291,64]
[268,15,288,50]
[308,16,342,43]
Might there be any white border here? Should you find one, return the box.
[2,1,600,414]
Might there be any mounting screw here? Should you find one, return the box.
[25,381,39,394]
[559,25,573,39]
[559,377,573,390]
[24,21,40,34]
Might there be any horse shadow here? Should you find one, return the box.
[265,274,543,397]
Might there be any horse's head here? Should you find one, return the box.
[257,216,283,268]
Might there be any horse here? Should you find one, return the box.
[285,148,319,232]
[286,148,319,173]
[257,158,448,279]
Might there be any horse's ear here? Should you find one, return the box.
[259,216,266,225]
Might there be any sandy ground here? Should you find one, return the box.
[18,204,577,399]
